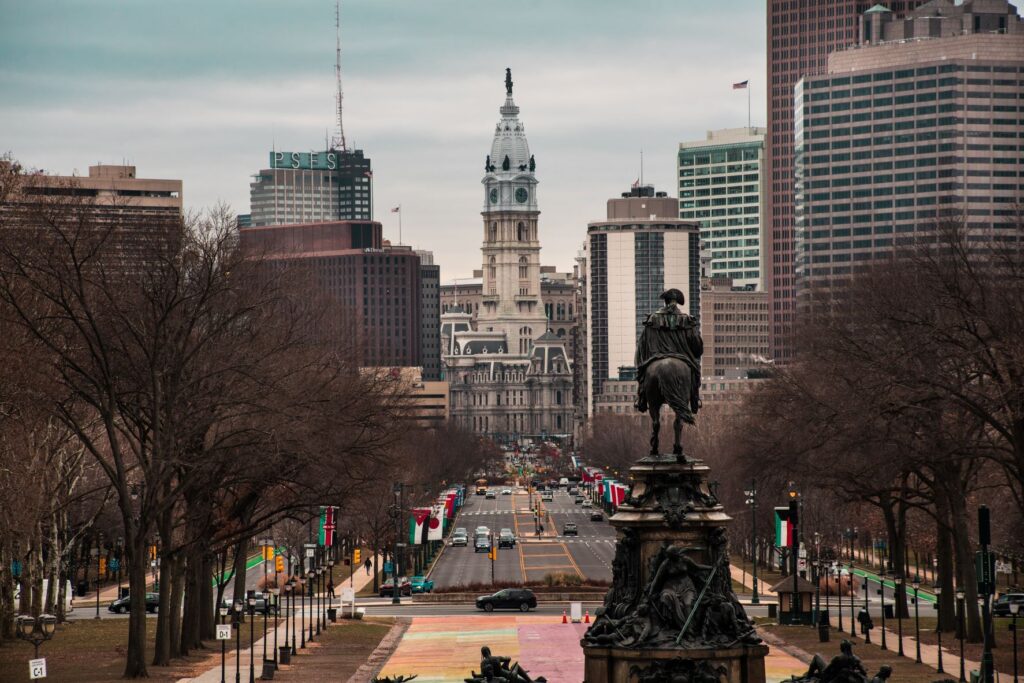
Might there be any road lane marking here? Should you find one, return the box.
[560,542,585,580]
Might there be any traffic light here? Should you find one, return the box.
[99,557,107,575]
[488,545,497,561]
[262,545,274,561]
[353,548,361,565]
[275,555,284,573]
[148,545,158,561]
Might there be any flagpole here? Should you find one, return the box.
[748,83,752,131]
[399,205,402,245]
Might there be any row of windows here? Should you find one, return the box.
[679,148,760,166]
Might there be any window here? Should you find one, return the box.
[519,256,528,279]
[489,256,496,280]
[517,222,526,241]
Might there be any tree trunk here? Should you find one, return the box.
[935,504,957,633]
[199,552,215,641]
[948,490,983,642]
[124,536,150,678]
[152,514,174,667]
[167,554,184,659]
[231,538,249,613]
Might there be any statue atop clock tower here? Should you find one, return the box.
[479,68,546,355]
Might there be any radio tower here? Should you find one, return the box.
[331,0,347,151]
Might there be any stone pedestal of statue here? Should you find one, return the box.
[581,454,768,683]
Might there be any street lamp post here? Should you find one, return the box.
[935,586,945,674]
[219,606,229,683]
[306,569,315,643]
[847,566,854,636]
[912,576,922,663]
[834,566,842,633]
[956,588,966,683]
[1009,602,1019,683]
[862,577,872,644]
[813,533,821,628]
[234,600,244,683]
[744,481,759,604]
[266,585,279,678]
[15,614,57,659]
[280,583,291,665]
[788,484,800,625]
[299,574,306,649]
[247,594,257,683]
[879,574,888,650]
[894,575,904,656]
[93,535,102,620]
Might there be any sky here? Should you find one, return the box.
[0,0,766,279]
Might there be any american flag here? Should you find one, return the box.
[391,206,401,213]
[733,80,749,90]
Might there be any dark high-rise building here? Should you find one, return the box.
[794,0,1024,305]
[416,250,442,381]
[238,220,422,368]
[766,0,924,361]
[248,148,372,226]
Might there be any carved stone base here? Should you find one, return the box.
[583,644,769,683]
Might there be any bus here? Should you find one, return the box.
[475,478,488,496]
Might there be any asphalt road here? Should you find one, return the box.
[429,486,616,589]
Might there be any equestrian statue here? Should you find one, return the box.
[634,288,703,458]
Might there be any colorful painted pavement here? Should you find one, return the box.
[377,616,809,682]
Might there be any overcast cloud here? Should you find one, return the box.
[0,0,766,278]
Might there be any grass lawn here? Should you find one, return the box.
[0,615,269,683]
[274,618,394,681]
[763,624,946,683]
[912,615,1021,677]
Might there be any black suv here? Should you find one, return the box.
[476,588,538,612]
[993,592,1024,617]
[498,530,516,548]
[109,592,159,614]
[562,522,578,536]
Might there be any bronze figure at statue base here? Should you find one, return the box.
[581,454,767,683]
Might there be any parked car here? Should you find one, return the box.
[501,488,512,495]
[581,499,593,508]
[498,529,516,548]
[451,531,469,547]
[485,490,497,499]
[109,592,159,614]
[590,511,604,522]
[993,592,1024,616]
[379,577,412,597]
[410,576,434,594]
[474,535,491,553]
[475,588,537,612]
[220,592,279,615]
[562,522,578,536]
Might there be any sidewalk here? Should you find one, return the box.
[184,555,381,682]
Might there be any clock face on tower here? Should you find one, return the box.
[489,188,498,204]
[515,187,529,204]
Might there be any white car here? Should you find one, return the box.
[501,488,512,495]
[451,532,468,547]
[475,526,490,537]
[581,499,592,508]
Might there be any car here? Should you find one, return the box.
[498,530,516,548]
[379,577,412,597]
[993,592,1024,616]
[590,511,604,522]
[451,531,469,547]
[574,495,585,504]
[541,492,553,502]
[410,576,434,594]
[485,490,496,499]
[455,527,468,536]
[568,487,579,495]
[109,592,160,614]
[474,536,491,553]
[501,488,512,495]
[220,591,279,615]
[475,526,490,536]
[562,522,578,536]
[581,499,593,508]
[475,588,538,612]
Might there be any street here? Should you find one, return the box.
[428,486,616,589]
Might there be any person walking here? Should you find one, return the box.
[364,557,372,576]
[327,578,335,598]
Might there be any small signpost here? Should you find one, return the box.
[340,587,355,617]
[216,625,231,640]
[29,658,46,679]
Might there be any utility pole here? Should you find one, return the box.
[979,506,995,683]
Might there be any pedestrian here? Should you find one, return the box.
[327,578,335,598]
[364,557,372,576]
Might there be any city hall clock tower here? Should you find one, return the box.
[478,68,547,356]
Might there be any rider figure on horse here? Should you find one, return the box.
[634,288,702,417]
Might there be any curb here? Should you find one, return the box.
[345,618,411,683]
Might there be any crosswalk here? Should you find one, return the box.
[461,509,597,516]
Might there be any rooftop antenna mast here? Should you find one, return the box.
[331,0,347,151]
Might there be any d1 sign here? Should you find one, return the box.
[216,625,231,641]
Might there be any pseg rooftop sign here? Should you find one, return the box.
[270,151,342,170]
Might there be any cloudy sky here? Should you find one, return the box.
[1,0,765,279]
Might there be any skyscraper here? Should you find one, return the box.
[586,184,701,417]
[442,70,573,441]
[248,149,372,226]
[766,0,924,360]
[679,127,767,291]
[416,250,442,381]
[794,0,1024,304]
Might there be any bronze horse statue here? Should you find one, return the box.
[635,289,702,458]
[644,357,695,457]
